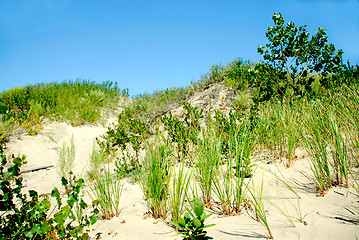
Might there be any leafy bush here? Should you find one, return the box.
[161,112,190,159]
[170,197,215,240]
[224,58,255,91]
[258,12,344,101]
[0,144,99,239]
[161,102,203,160]
[0,80,124,139]
[251,62,287,103]
[0,120,10,144]
[98,108,151,176]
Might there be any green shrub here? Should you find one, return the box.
[98,108,151,175]
[258,12,344,102]
[224,58,255,91]
[161,102,203,160]
[170,197,215,240]
[0,144,99,239]
[0,80,124,137]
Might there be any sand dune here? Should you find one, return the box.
[6,118,359,240]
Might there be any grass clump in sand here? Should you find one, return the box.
[87,147,123,220]
[57,135,76,179]
[245,175,274,239]
[140,139,172,219]
[195,129,222,207]
[169,162,192,223]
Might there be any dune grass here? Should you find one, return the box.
[245,175,274,239]
[212,126,253,215]
[0,80,124,142]
[57,135,76,180]
[213,161,235,215]
[254,101,303,166]
[140,139,172,219]
[195,129,222,207]
[87,147,123,219]
[169,163,192,222]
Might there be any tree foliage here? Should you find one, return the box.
[258,12,344,100]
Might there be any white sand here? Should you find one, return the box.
[5,121,359,240]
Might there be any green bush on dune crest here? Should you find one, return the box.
[258,12,344,102]
[0,80,125,142]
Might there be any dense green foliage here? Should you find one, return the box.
[170,198,215,240]
[0,144,99,239]
[258,12,344,101]
[161,102,203,160]
[0,80,124,143]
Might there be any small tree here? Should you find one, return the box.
[258,12,344,100]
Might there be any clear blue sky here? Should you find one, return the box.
[1,0,358,96]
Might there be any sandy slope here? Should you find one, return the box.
[5,118,359,240]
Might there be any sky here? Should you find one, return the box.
[0,0,358,96]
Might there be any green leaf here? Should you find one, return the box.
[62,204,72,216]
[61,176,68,186]
[200,223,216,230]
[193,218,201,228]
[40,223,51,234]
[170,221,181,229]
[178,217,186,226]
[90,212,99,225]
[42,198,51,210]
[193,197,204,218]
[24,230,34,238]
[54,213,65,226]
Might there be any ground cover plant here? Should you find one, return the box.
[170,197,215,240]
[0,144,99,239]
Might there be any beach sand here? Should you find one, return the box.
[6,120,359,240]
